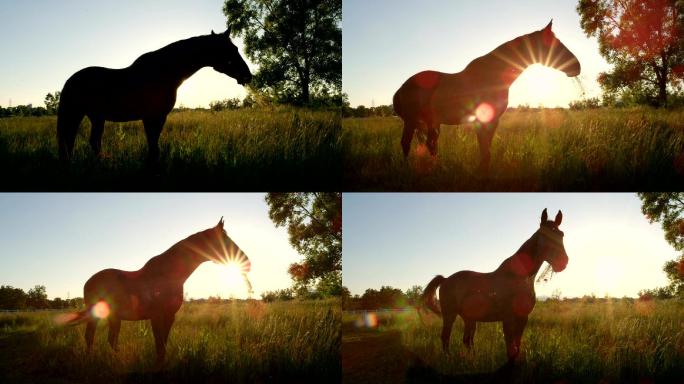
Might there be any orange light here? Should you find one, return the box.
[91,301,110,319]
[475,102,495,123]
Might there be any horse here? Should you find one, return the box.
[421,208,568,365]
[64,218,251,365]
[393,20,581,171]
[57,27,252,163]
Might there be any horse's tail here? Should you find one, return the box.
[392,89,402,117]
[54,306,92,326]
[421,275,445,317]
[56,78,84,162]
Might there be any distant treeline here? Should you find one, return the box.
[260,286,344,303]
[0,285,83,310]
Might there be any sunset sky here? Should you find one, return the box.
[343,193,676,299]
[0,1,253,108]
[0,193,299,300]
[343,0,611,108]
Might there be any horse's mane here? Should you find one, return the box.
[131,34,211,67]
[465,29,540,72]
[142,226,217,268]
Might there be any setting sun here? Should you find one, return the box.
[509,64,583,107]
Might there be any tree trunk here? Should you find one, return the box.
[658,54,669,107]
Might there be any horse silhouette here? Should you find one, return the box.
[421,209,568,365]
[57,27,252,162]
[64,218,250,365]
[393,21,580,170]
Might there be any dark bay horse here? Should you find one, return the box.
[57,27,252,162]
[393,21,581,170]
[421,209,568,365]
[65,218,251,365]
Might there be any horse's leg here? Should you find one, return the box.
[151,314,174,365]
[512,316,528,361]
[476,119,499,172]
[401,118,419,157]
[426,122,440,156]
[502,318,518,364]
[85,318,98,350]
[88,116,105,157]
[143,116,166,164]
[463,320,476,349]
[440,310,456,353]
[107,317,121,351]
[57,110,85,161]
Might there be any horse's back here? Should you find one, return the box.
[394,70,447,119]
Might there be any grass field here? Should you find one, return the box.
[0,107,341,191]
[0,300,340,383]
[342,299,684,383]
[343,108,684,191]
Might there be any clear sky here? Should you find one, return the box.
[343,193,676,299]
[343,0,611,108]
[0,193,300,300]
[0,1,253,108]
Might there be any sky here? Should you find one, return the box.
[342,193,677,299]
[0,1,253,108]
[343,0,611,108]
[0,193,301,300]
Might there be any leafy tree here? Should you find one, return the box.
[0,285,27,309]
[639,192,684,297]
[44,91,60,114]
[577,0,684,106]
[405,285,423,306]
[223,0,341,105]
[26,285,48,309]
[265,192,342,295]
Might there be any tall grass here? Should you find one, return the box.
[0,300,340,383]
[343,108,684,191]
[342,299,684,382]
[0,106,341,190]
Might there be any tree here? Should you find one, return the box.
[577,0,684,106]
[639,192,684,297]
[0,285,27,309]
[265,192,342,295]
[223,0,341,105]
[405,285,423,306]
[26,285,48,309]
[44,91,60,114]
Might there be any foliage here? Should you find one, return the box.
[44,91,60,114]
[265,193,342,294]
[223,0,342,105]
[577,0,684,106]
[209,97,242,111]
[343,108,684,191]
[342,103,396,118]
[568,97,602,110]
[260,288,294,302]
[0,107,341,190]
[26,285,48,309]
[0,285,83,310]
[0,300,340,383]
[639,192,684,297]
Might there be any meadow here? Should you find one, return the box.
[0,107,341,191]
[0,299,340,383]
[343,108,684,191]
[342,299,684,383]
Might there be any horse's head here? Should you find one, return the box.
[530,20,581,77]
[204,217,251,274]
[537,208,568,272]
[209,27,253,86]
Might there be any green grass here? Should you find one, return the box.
[342,299,684,383]
[0,300,341,383]
[0,107,341,191]
[343,108,684,191]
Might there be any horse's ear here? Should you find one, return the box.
[541,208,548,224]
[544,19,553,31]
[554,210,563,226]
[217,216,224,229]
[225,25,232,37]
[211,30,216,36]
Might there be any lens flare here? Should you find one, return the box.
[475,102,495,123]
[91,301,110,319]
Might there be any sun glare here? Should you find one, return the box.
[91,301,110,319]
[509,64,581,108]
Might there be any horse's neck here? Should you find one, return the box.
[132,37,210,88]
[142,243,206,283]
[497,235,545,279]
[463,35,535,87]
